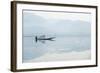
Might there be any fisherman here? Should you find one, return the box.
[35,36,38,42]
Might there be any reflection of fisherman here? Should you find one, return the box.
[35,36,38,42]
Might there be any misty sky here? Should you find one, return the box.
[23,10,91,36]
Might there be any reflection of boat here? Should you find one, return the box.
[35,35,55,43]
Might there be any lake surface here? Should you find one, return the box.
[22,36,91,62]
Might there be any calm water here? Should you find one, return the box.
[22,36,91,62]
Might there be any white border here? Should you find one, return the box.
[17,3,96,69]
